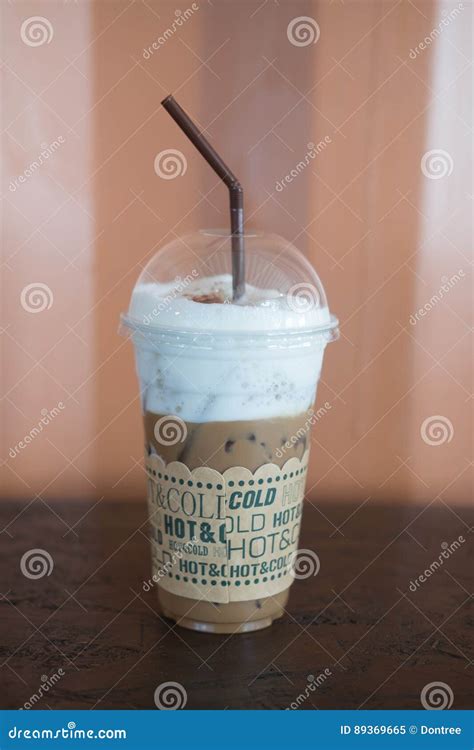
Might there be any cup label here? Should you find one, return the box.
[145,451,309,602]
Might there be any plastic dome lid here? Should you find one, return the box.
[122,230,339,339]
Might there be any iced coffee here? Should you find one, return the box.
[122,236,338,633]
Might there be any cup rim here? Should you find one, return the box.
[120,312,340,343]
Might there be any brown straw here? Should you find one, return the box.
[161,95,245,300]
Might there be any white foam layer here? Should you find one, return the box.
[129,276,328,421]
[129,275,331,332]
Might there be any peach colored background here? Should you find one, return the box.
[2,0,472,505]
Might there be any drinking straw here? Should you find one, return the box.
[161,95,245,300]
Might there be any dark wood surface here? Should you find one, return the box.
[1,498,472,710]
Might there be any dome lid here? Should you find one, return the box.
[122,230,338,338]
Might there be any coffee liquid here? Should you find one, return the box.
[144,411,310,472]
[144,409,311,633]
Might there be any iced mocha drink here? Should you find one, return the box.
[122,232,338,633]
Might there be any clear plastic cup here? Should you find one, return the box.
[121,230,338,633]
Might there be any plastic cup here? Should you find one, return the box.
[121,230,338,633]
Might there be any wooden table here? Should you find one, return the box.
[1,499,471,709]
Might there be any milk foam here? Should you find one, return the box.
[129,275,331,332]
[129,275,329,422]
